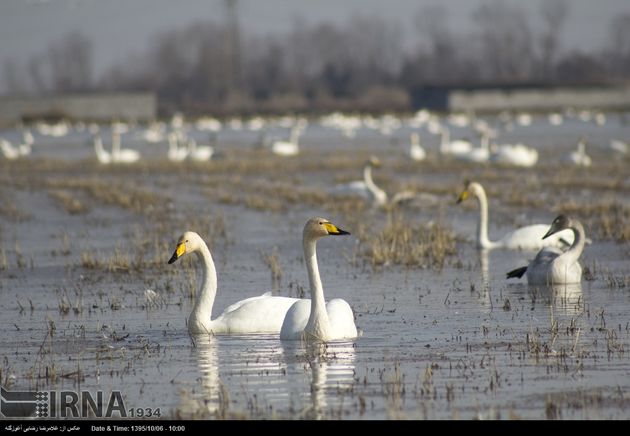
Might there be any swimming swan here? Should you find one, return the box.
[168,231,299,335]
[280,218,357,342]
[409,132,426,162]
[456,181,574,250]
[330,156,388,206]
[506,215,585,285]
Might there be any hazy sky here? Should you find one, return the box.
[1,0,628,84]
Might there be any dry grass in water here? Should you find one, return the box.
[47,189,89,215]
[261,247,283,291]
[358,214,457,269]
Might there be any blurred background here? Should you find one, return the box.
[1,0,629,118]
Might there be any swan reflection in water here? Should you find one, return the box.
[182,335,355,418]
[532,283,584,316]
[280,340,356,419]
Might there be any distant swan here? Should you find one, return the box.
[490,142,538,167]
[456,181,574,250]
[111,127,140,163]
[167,132,189,162]
[563,138,592,167]
[506,215,585,285]
[271,126,301,156]
[439,126,473,156]
[187,136,214,162]
[408,132,426,161]
[93,135,111,164]
[280,218,357,342]
[0,139,20,160]
[330,156,388,206]
[168,231,299,335]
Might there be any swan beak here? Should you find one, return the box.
[324,222,350,236]
[542,224,558,240]
[168,243,186,264]
[456,190,469,204]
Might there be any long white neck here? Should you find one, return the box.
[473,187,497,249]
[189,242,218,333]
[560,221,586,266]
[364,165,387,205]
[303,237,331,340]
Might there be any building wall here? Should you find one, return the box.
[0,93,157,126]
[448,85,630,112]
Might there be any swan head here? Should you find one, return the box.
[168,231,204,264]
[456,180,483,204]
[303,217,350,241]
[543,215,572,240]
[366,156,381,168]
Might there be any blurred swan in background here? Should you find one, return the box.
[110,125,140,163]
[271,126,301,156]
[563,137,592,167]
[408,132,426,162]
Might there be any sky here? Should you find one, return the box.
[0,0,629,90]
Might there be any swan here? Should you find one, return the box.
[93,135,112,164]
[110,127,140,163]
[168,231,299,334]
[0,138,19,160]
[280,218,357,342]
[167,132,189,162]
[489,142,538,167]
[330,156,388,206]
[439,126,473,157]
[408,132,426,162]
[187,137,214,162]
[271,126,300,156]
[18,130,33,156]
[456,181,575,250]
[454,131,491,163]
[563,138,592,167]
[609,139,628,155]
[506,215,585,285]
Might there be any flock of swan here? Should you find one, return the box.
[167,189,588,341]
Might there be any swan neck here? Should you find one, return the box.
[364,165,387,204]
[191,243,218,324]
[562,222,586,265]
[475,188,494,249]
[303,237,331,337]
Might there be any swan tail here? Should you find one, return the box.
[506,266,527,279]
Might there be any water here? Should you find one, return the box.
[1,111,630,420]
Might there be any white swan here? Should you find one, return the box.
[439,127,473,157]
[110,127,140,164]
[609,139,628,155]
[271,126,300,156]
[506,215,585,285]
[280,218,357,342]
[489,142,538,167]
[455,131,491,163]
[456,181,575,250]
[1,138,20,160]
[563,138,592,167]
[187,137,214,162]
[93,135,112,164]
[408,132,426,162]
[168,231,299,335]
[167,132,189,162]
[18,130,33,156]
[330,156,388,206]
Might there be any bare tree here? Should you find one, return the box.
[607,13,630,76]
[48,32,94,92]
[538,0,569,80]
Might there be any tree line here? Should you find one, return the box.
[3,0,630,115]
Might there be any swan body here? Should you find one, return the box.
[564,139,591,167]
[457,181,574,250]
[490,143,538,167]
[18,130,33,156]
[280,218,357,342]
[187,138,214,161]
[167,132,189,162]
[331,157,388,206]
[506,215,585,285]
[168,231,299,335]
[271,126,300,156]
[609,139,628,155]
[111,128,140,163]
[0,139,20,160]
[409,132,426,161]
[455,132,490,163]
[440,127,473,156]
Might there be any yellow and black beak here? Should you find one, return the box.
[456,190,469,204]
[324,222,350,236]
[168,242,186,264]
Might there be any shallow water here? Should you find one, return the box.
[1,113,630,420]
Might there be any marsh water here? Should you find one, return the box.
[1,112,630,420]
